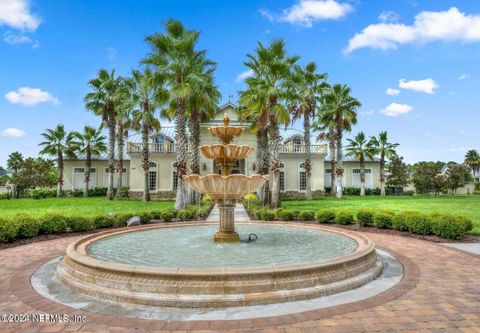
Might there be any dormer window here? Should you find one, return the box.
[292,137,302,145]
[154,135,165,145]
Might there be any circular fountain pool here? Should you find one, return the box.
[57,222,382,308]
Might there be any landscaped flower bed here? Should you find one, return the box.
[243,195,473,240]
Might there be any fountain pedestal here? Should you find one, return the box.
[214,200,239,242]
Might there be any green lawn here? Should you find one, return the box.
[282,195,480,235]
[0,197,175,218]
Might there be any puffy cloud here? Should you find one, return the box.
[4,87,60,106]
[3,31,39,47]
[378,11,400,23]
[386,88,400,96]
[260,0,352,27]
[379,103,413,117]
[0,0,40,31]
[236,69,254,83]
[345,7,480,53]
[458,73,469,80]
[399,78,438,94]
[1,128,25,138]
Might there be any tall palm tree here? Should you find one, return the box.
[464,149,480,182]
[319,84,360,199]
[7,151,24,174]
[368,131,399,196]
[289,62,327,199]
[84,69,120,200]
[38,124,74,197]
[125,68,164,202]
[239,39,299,209]
[345,132,374,196]
[70,126,107,197]
[144,19,215,209]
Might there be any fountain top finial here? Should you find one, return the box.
[223,113,230,126]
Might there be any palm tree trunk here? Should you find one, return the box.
[57,151,63,198]
[360,154,365,196]
[107,122,115,200]
[256,127,270,205]
[335,128,343,199]
[175,102,188,210]
[115,119,124,199]
[84,150,91,197]
[142,121,150,202]
[304,106,312,200]
[380,151,386,196]
[188,117,201,204]
[329,128,336,195]
[268,117,281,209]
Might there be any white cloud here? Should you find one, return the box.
[458,73,469,80]
[379,103,413,117]
[260,0,353,27]
[0,0,40,31]
[236,69,254,83]
[386,88,400,96]
[3,31,39,48]
[4,87,60,106]
[345,7,480,53]
[399,78,438,94]
[378,11,399,23]
[1,128,25,138]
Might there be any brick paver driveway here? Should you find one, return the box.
[1,228,479,333]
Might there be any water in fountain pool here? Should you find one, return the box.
[87,224,357,268]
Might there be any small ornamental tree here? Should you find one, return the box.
[445,163,467,195]
[412,161,444,195]
[386,155,409,195]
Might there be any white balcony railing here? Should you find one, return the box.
[127,142,327,154]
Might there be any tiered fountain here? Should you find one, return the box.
[183,114,268,242]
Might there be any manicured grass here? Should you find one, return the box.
[0,197,174,218]
[282,195,480,235]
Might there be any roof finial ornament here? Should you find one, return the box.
[228,92,233,103]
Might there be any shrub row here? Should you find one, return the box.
[0,197,214,244]
[29,187,130,200]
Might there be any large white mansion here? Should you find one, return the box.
[63,103,382,197]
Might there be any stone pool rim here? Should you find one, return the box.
[66,221,373,276]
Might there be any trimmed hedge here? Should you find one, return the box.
[258,209,276,221]
[356,209,374,226]
[40,214,68,234]
[298,210,315,221]
[0,217,19,242]
[16,214,41,238]
[405,213,433,235]
[316,209,336,223]
[431,215,466,240]
[67,216,95,232]
[373,212,392,229]
[335,209,354,225]
[391,212,412,231]
[275,209,295,221]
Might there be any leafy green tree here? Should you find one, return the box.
[239,39,299,208]
[445,163,467,195]
[368,131,398,196]
[289,62,327,199]
[144,19,216,209]
[85,68,121,200]
[38,124,74,197]
[386,155,409,195]
[124,68,164,202]
[318,84,360,199]
[10,157,56,192]
[345,132,375,196]
[412,161,444,195]
[70,126,107,197]
[464,149,480,182]
[7,151,24,174]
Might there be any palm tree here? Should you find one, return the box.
[7,151,24,174]
[85,69,120,200]
[368,131,399,196]
[239,39,299,209]
[125,68,164,202]
[345,132,374,196]
[38,124,74,197]
[319,84,360,199]
[464,149,480,182]
[289,62,327,199]
[70,126,107,197]
[144,19,215,209]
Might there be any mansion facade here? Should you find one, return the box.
[63,103,382,197]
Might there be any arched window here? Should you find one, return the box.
[148,162,157,191]
[291,136,303,152]
[279,162,285,191]
[299,162,306,191]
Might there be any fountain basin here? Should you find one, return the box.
[208,126,244,144]
[182,174,268,200]
[56,222,382,308]
[200,144,253,162]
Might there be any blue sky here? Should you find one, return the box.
[1,0,479,166]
